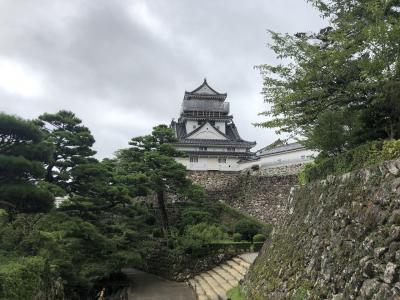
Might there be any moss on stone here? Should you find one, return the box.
[243,160,400,299]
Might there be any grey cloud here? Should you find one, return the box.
[0,0,325,158]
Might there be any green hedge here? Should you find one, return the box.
[299,140,400,183]
[0,256,46,300]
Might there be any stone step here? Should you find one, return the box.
[213,266,238,283]
[187,253,256,300]
[193,276,220,300]
[232,257,250,269]
[200,274,227,300]
[189,279,207,298]
[239,252,259,264]
[207,269,236,290]
[220,264,244,282]
[225,260,247,276]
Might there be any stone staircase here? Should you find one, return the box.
[188,253,258,300]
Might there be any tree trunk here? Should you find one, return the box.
[45,164,54,183]
[156,191,169,236]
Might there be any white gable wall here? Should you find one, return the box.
[185,120,198,134]
[187,122,228,140]
[214,121,226,134]
[237,148,318,171]
[194,84,216,94]
[175,156,240,171]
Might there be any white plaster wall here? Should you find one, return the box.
[238,149,318,171]
[214,121,226,134]
[187,123,228,140]
[175,157,240,171]
[176,146,247,152]
[185,120,198,134]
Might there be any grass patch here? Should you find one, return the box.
[227,286,245,300]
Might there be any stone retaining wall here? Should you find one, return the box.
[243,160,400,299]
[188,170,298,224]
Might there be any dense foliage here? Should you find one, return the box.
[299,139,400,183]
[0,111,268,299]
[0,113,53,214]
[257,0,400,154]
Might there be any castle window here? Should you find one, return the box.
[218,157,227,163]
[190,156,198,163]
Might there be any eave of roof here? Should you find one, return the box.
[174,139,256,147]
[257,142,306,157]
[182,150,254,157]
[187,79,226,95]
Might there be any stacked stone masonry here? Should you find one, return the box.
[188,168,298,224]
[243,160,400,299]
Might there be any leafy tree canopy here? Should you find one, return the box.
[36,110,96,190]
[257,0,400,153]
[0,113,53,213]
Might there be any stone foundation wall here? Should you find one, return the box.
[188,170,298,224]
[243,160,400,299]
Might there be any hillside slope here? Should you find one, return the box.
[243,160,400,299]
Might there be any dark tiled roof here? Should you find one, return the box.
[170,80,256,150]
[257,142,305,156]
[171,121,256,147]
[172,121,187,138]
[184,151,252,157]
[184,79,227,101]
[182,99,229,113]
[175,139,255,146]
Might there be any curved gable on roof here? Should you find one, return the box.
[185,122,229,140]
[190,79,224,95]
[184,79,227,101]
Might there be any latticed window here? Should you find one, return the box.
[190,156,198,163]
[199,147,207,151]
[227,147,235,152]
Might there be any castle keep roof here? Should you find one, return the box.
[171,79,256,152]
[184,79,227,101]
[171,121,256,147]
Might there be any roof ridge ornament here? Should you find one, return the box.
[184,79,227,101]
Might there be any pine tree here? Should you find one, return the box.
[116,125,188,234]
[36,110,96,191]
[0,113,53,213]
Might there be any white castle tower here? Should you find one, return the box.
[170,79,256,171]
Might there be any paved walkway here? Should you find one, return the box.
[120,268,196,300]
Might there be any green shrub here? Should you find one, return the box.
[182,223,229,244]
[234,219,262,241]
[382,140,400,160]
[301,140,400,183]
[227,286,245,300]
[253,233,266,242]
[232,233,242,242]
[0,256,47,300]
[180,223,229,256]
[181,208,211,226]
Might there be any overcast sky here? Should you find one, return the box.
[0,0,325,158]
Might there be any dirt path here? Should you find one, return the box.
[121,268,196,300]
